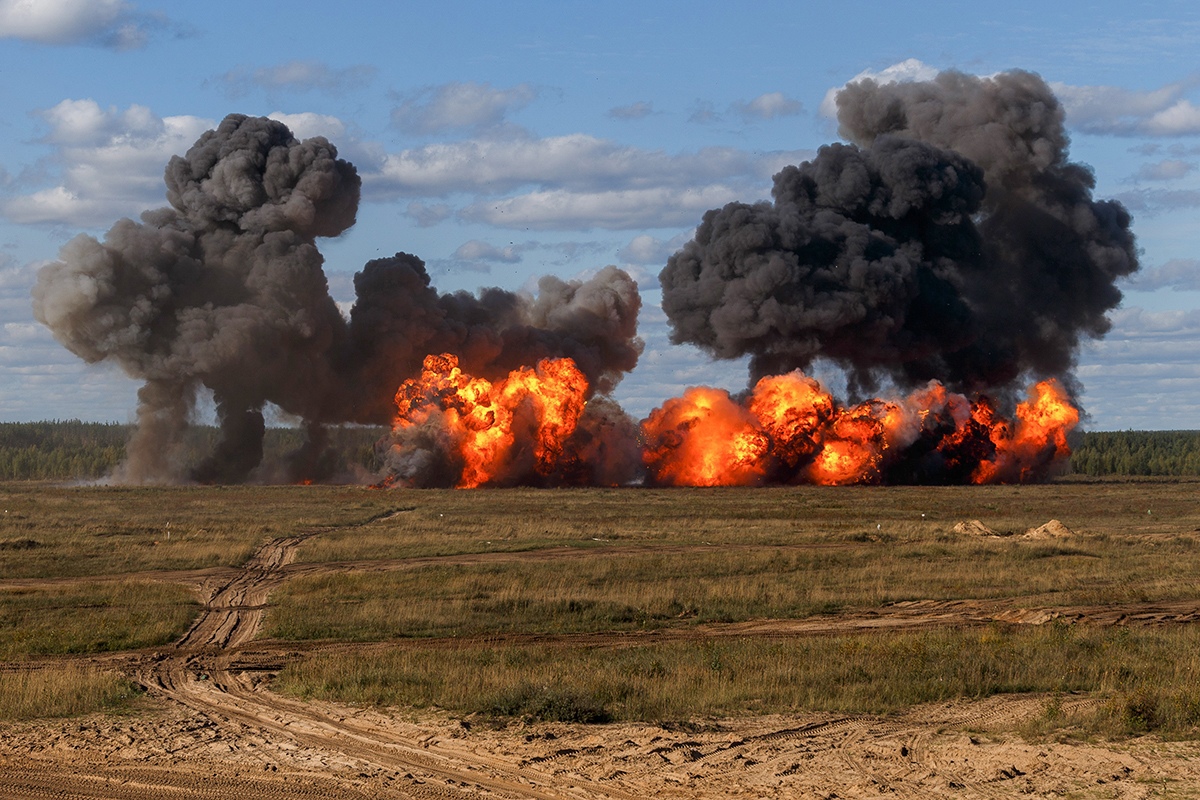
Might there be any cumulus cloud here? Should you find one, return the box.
[1075,305,1200,429]
[732,92,803,120]
[392,82,538,135]
[689,93,804,125]
[218,60,377,95]
[460,184,749,231]
[617,232,692,266]
[266,112,346,142]
[1124,259,1200,291]
[0,0,167,49]
[365,130,807,231]
[1113,188,1200,214]
[370,133,804,196]
[404,201,453,227]
[1134,159,1195,181]
[609,101,654,120]
[452,239,525,263]
[3,99,212,226]
[687,100,721,125]
[1052,77,1200,136]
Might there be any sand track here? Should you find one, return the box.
[4,534,1200,798]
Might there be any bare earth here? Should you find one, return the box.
[3,534,1200,799]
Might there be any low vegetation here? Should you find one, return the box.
[276,624,1200,734]
[0,665,141,719]
[0,581,197,659]
[0,483,396,578]
[3,479,1200,733]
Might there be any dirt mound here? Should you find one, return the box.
[1023,519,1075,540]
[952,520,996,536]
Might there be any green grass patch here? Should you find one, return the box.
[0,581,198,658]
[0,483,403,578]
[266,531,1200,642]
[293,482,1200,565]
[0,665,141,720]
[276,625,1200,734]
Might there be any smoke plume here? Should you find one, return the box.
[32,114,643,483]
[660,69,1138,399]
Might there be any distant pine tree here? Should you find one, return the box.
[1070,431,1200,477]
[0,421,386,481]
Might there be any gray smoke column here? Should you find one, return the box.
[32,114,643,483]
[660,70,1138,399]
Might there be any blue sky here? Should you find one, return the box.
[0,0,1198,429]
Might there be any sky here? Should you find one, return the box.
[0,0,1198,430]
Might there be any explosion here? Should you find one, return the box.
[31,68,1134,488]
[642,374,1079,487]
[387,353,587,488]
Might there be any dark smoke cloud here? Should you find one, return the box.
[32,114,642,483]
[660,70,1139,399]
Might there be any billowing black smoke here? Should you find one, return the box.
[32,114,642,483]
[660,70,1138,400]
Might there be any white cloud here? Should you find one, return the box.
[819,58,940,119]
[0,0,162,49]
[1133,159,1195,181]
[366,131,808,232]
[1052,77,1200,137]
[369,133,804,197]
[689,93,804,125]
[1077,306,1200,429]
[392,82,538,135]
[2,100,212,226]
[1125,259,1200,291]
[1113,188,1200,213]
[617,232,692,266]
[609,101,654,121]
[219,61,377,95]
[733,92,803,121]
[460,185,744,231]
[452,240,524,263]
[404,201,453,227]
[266,112,346,142]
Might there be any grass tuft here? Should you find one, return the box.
[0,665,141,719]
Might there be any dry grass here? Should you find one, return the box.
[276,624,1200,733]
[4,479,1200,729]
[0,581,198,659]
[0,665,140,719]
[0,483,398,578]
[267,531,1200,642]
[292,481,1200,564]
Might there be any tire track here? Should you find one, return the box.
[127,531,638,800]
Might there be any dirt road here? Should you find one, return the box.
[3,534,1200,798]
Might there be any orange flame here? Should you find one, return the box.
[392,353,587,487]
[641,373,1079,487]
[972,378,1080,484]
[640,387,769,486]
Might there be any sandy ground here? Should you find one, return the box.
[4,534,1200,799]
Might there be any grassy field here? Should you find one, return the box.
[292,480,1200,563]
[269,482,1200,642]
[275,625,1200,733]
[0,483,397,578]
[0,665,141,720]
[3,478,1200,730]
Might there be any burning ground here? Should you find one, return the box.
[32,69,1136,488]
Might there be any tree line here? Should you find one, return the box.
[0,421,1197,481]
[0,421,384,481]
[1068,430,1200,477]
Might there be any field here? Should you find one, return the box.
[3,480,1200,798]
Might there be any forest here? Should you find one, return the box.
[0,421,1197,482]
